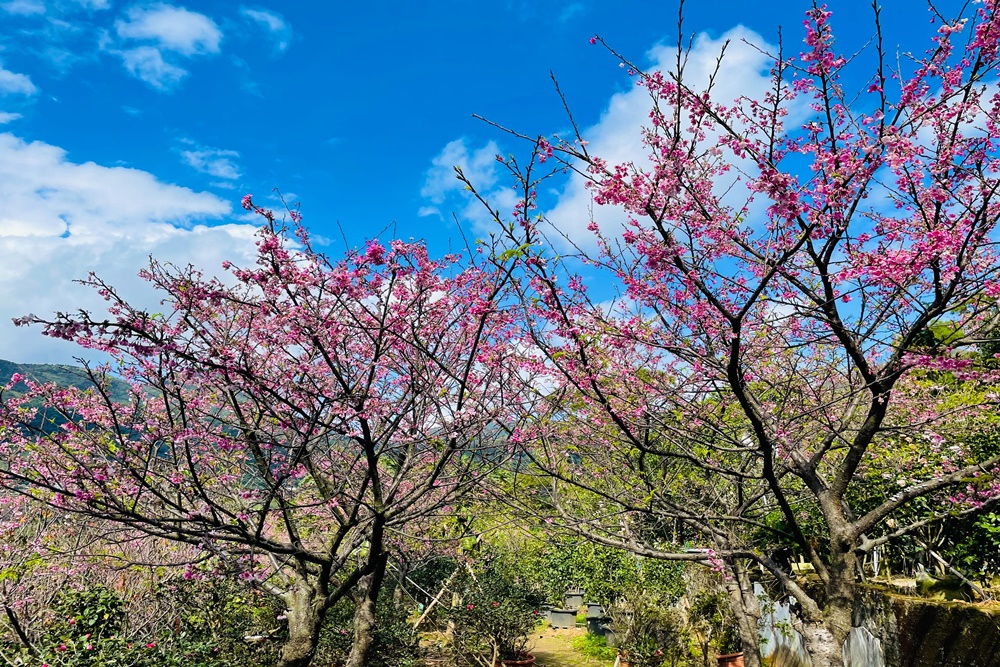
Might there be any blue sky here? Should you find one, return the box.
[0,0,960,362]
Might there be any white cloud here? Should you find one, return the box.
[421,138,500,204]
[0,0,43,15]
[111,5,222,90]
[543,27,787,249]
[0,132,261,363]
[0,133,230,237]
[0,112,21,124]
[419,139,521,232]
[73,0,110,8]
[420,28,800,251]
[239,6,292,53]
[180,144,242,180]
[118,46,187,90]
[558,2,585,23]
[0,63,37,96]
[116,4,222,56]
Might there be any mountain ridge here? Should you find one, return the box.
[0,358,132,403]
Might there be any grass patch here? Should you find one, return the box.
[571,633,617,661]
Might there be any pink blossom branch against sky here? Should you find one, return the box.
[0,208,529,596]
[0,0,976,362]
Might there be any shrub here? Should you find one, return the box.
[17,579,284,667]
[315,596,422,667]
[571,633,617,661]
[445,561,545,666]
[152,576,283,666]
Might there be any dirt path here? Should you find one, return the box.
[527,627,615,667]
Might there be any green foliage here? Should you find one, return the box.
[404,557,459,606]
[316,596,422,667]
[366,605,422,667]
[444,560,545,665]
[54,587,127,637]
[571,633,617,661]
[958,511,1000,575]
[27,586,219,667]
[153,577,282,667]
[575,544,685,608]
[688,590,740,654]
[615,596,686,667]
[9,580,284,667]
[6,579,422,667]
[484,533,685,609]
[534,541,582,604]
[30,636,161,667]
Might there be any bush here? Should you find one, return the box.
[444,561,545,667]
[54,587,128,638]
[614,594,688,667]
[571,633,617,661]
[30,586,160,667]
[152,577,283,667]
[404,556,460,607]
[17,579,283,667]
[315,596,422,667]
[483,535,686,609]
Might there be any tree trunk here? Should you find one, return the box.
[344,560,389,667]
[393,558,408,607]
[800,551,856,667]
[724,558,763,667]
[278,583,324,667]
[800,621,845,667]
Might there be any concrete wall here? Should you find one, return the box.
[758,584,1000,667]
[853,587,1000,667]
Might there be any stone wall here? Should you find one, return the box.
[759,584,1000,666]
[852,586,1000,667]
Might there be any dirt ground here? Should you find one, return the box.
[419,626,616,667]
[527,627,615,667]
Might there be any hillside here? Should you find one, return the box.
[0,358,132,404]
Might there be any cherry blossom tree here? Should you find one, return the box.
[0,498,247,666]
[469,3,1000,665]
[0,201,526,667]
[0,493,61,659]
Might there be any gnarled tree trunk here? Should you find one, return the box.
[725,559,764,667]
[278,582,324,667]
[344,527,389,667]
[799,548,857,667]
[800,621,845,667]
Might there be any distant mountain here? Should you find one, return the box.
[0,359,132,404]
